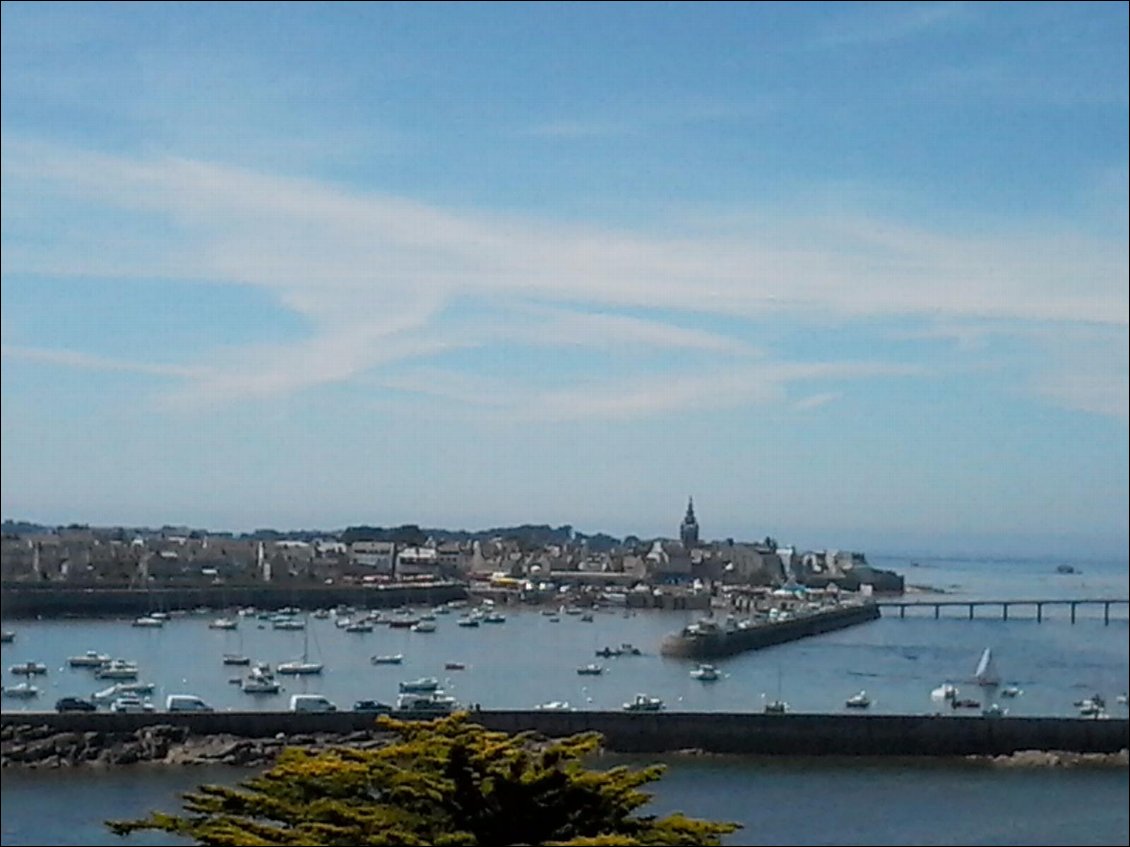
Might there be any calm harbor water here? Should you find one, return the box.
[2,553,1128,845]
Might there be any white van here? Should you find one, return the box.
[166,694,214,712]
[289,693,337,713]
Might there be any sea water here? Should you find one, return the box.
[1,554,1127,845]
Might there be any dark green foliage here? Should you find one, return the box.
[107,713,739,846]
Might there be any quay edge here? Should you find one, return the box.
[1,710,1127,758]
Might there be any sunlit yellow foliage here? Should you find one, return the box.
[107,712,739,846]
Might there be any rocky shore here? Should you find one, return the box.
[0,722,397,769]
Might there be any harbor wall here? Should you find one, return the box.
[2,710,1125,756]
[0,582,468,619]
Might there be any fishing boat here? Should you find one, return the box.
[845,690,871,709]
[241,665,281,694]
[973,647,1001,687]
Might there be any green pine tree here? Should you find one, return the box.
[107,712,739,846]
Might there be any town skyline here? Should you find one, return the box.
[2,3,1127,562]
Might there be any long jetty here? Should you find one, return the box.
[876,598,1129,624]
[1,710,1126,757]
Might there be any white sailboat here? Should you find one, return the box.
[973,647,1001,687]
[276,618,323,675]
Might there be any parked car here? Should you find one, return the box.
[352,699,393,714]
[109,695,155,713]
[55,696,97,713]
[165,694,214,712]
[289,694,337,713]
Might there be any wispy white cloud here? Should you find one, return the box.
[0,344,201,378]
[808,2,969,49]
[2,140,1126,418]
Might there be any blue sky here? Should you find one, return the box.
[2,2,1127,559]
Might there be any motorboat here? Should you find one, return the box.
[371,654,404,665]
[95,659,140,680]
[763,699,789,714]
[1076,694,1107,717]
[222,653,251,666]
[0,630,14,643]
[845,690,871,708]
[271,617,305,631]
[952,698,981,710]
[576,664,605,676]
[580,613,594,623]
[132,616,164,628]
[68,651,111,668]
[982,703,1008,717]
[620,643,642,656]
[623,693,664,712]
[209,617,238,630]
[482,613,506,624]
[411,621,437,633]
[456,616,480,628]
[595,646,622,658]
[241,664,281,694]
[9,661,48,675]
[1000,686,1022,698]
[345,621,374,633]
[444,661,466,671]
[2,682,39,699]
[690,664,721,682]
[535,701,575,711]
[399,677,441,693]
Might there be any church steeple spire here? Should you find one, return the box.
[680,496,700,548]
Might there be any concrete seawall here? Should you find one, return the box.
[2,711,1125,757]
[0,581,468,618]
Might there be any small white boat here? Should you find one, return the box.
[2,682,39,699]
[276,660,323,675]
[9,661,48,675]
[132,616,164,628]
[576,664,605,676]
[535,700,575,711]
[690,664,721,682]
[845,691,871,709]
[456,616,480,628]
[482,613,506,624]
[931,682,958,701]
[1000,686,1022,698]
[241,664,281,694]
[95,659,140,680]
[68,651,111,668]
[623,693,664,712]
[411,621,437,633]
[982,703,1008,717]
[272,618,305,631]
[399,677,440,693]
[345,621,374,633]
[371,654,404,665]
[209,617,239,630]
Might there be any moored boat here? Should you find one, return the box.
[690,664,721,682]
[68,651,111,668]
[845,690,871,709]
[9,661,48,675]
[371,654,404,665]
[623,693,664,712]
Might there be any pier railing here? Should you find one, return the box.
[876,598,1129,624]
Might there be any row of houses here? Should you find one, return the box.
[0,530,902,593]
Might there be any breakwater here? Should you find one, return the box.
[0,581,468,619]
[2,710,1126,759]
[660,602,881,658]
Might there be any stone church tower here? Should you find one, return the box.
[679,497,700,548]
